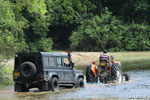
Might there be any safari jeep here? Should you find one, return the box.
[13,52,84,92]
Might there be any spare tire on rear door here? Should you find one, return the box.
[20,62,37,78]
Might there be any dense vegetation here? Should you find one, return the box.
[1,0,150,56]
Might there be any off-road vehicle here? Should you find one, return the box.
[13,52,84,92]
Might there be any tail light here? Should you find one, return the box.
[40,75,44,79]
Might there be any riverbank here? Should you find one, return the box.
[1,51,150,86]
[72,52,150,72]
[0,65,13,87]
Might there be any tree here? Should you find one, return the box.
[24,13,53,52]
[121,0,149,23]
[11,0,53,52]
[0,0,27,57]
[70,8,124,51]
[121,23,150,51]
[45,0,96,49]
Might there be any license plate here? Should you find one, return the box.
[100,63,105,66]
[14,72,20,77]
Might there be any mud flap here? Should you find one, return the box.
[15,83,29,92]
[14,83,21,92]
[39,82,49,91]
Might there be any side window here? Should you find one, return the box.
[43,57,49,66]
[63,57,70,67]
[49,57,56,66]
[57,57,62,67]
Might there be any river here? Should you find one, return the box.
[0,70,150,100]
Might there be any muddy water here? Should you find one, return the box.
[0,70,150,100]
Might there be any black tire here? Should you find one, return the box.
[86,66,91,82]
[111,64,121,78]
[20,62,37,78]
[38,82,49,91]
[99,77,103,83]
[86,66,97,83]
[116,68,123,83]
[124,73,130,81]
[111,64,122,83]
[50,77,59,91]
[111,64,118,78]
[15,83,29,92]
[76,77,84,88]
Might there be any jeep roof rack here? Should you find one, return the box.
[16,52,67,57]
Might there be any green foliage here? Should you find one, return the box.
[70,7,150,51]
[13,0,47,15]
[11,0,53,52]
[28,37,53,52]
[122,24,150,51]
[70,8,124,51]
[0,65,13,86]
[0,0,27,57]
[45,0,96,49]
[24,13,52,52]
[95,0,150,24]
[121,0,149,23]
[45,0,96,25]
[0,0,150,54]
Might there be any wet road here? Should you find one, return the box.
[0,70,150,100]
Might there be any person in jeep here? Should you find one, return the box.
[13,52,84,92]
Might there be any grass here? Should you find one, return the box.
[0,60,13,87]
[73,51,150,73]
[0,66,13,87]
[111,52,150,71]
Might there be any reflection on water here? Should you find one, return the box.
[0,70,150,100]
